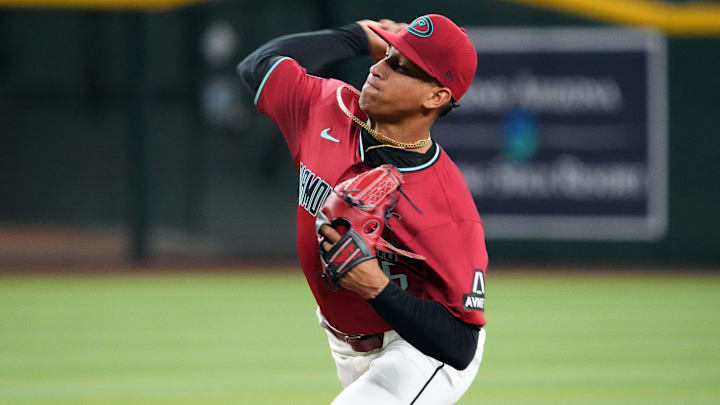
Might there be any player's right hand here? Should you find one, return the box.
[356,19,408,62]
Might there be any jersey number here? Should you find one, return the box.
[380,261,408,290]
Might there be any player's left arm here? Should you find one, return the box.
[369,281,481,370]
[319,225,481,370]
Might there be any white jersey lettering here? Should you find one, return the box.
[298,162,332,217]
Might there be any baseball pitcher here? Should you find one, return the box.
[238,14,488,404]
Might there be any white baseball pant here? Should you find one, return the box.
[317,308,486,405]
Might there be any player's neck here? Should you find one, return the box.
[369,119,434,154]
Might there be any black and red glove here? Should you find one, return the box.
[315,164,425,289]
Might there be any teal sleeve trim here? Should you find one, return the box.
[253,56,291,106]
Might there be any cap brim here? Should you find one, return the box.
[367,25,438,82]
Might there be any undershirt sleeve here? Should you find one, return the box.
[368,281,480,370]
[237,23,368,97]
[236,23,368,160]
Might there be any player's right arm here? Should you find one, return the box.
[237,24,369,96]
[236,20,403,160]
[236,24,367,160]
[237,19,399,93]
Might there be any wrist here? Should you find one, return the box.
[337,258,390,299]
[355,20,388,62]
[367,277,402,303]
[360,272,389,300]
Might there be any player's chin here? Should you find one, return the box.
[360,88,398,120]
[358,89,378,114]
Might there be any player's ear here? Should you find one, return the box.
[422,86,452,112]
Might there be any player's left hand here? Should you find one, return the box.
[319,224,389,299]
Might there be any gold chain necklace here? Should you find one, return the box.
[336,85,431,150]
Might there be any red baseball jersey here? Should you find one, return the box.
[256,57,488,334]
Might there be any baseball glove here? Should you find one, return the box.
[315,164,425,289]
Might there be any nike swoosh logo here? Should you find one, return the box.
[320,128,340,143]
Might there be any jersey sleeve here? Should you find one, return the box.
[415,220,488,326]
[254,57,323,161]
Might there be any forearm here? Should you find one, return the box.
[368,282,480,370]
[237,23,368,94]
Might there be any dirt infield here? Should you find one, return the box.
[0,226,297,272]
[2,226,718,274]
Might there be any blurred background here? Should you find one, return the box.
[1,0,718,267]
[1,1,719,404]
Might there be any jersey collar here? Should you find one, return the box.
[358,128,441,172]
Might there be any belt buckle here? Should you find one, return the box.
[343,333,366,343]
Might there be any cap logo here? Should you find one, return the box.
[406,16,433,38]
